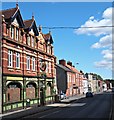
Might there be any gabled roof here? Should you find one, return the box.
[43,33,53,44]
[66,64,79,74]
[24,18,39,36]
[24,19,33,29]
[2,7,18,20]
[1,6,24,27]
[57,64,72,72]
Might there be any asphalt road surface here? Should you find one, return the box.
[21,92,112,119]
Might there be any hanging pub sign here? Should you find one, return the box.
[39,59,46,71]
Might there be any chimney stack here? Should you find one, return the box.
[67,61,72,66]
[59,59,66,66]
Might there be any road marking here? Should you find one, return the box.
[39,110,61,118]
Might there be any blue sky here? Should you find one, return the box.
[1,2,112,79]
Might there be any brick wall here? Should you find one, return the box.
[7,88,20,102]
[26,87,35,99]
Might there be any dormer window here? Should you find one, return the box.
[16,28,19,41]
[11,26,14,39]
[27,35,30,46]
[47,46,50,54]
[31,36,34,47]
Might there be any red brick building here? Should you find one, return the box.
[1,4,56,113]
[56,59,82,97]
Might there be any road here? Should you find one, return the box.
[20,92,112,119]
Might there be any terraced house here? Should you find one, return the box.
[1,4,57,113]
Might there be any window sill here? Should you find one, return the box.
[7,67,14,71]
[32,70,36,72]
[15,67,21,70]
[16,68,21,72]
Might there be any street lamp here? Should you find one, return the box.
[38,58,47,106]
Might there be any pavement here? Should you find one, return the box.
[60,94,85,103]
[0,94,85,119]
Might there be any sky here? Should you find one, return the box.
[1,2,113,79]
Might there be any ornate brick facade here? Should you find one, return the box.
[1,4,57,113]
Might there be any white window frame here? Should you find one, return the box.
[31,37,34,47]
[49,62,51,73]
[27,36,30,46]
[11,26,14,39]
[47,46,50,54]
[27,56,30,70]
[16,52,20,68]
[46,61,48,73]
[32,57,35,71]
[8,50,13,67]
[16,28,19,41]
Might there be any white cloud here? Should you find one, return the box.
[102,7,112,19]
[75,7,112,36]
[101,49,112,60]
[75,18,112,36]
[91,34,112,48]
[75,7,113,70]
[94,60,112,69]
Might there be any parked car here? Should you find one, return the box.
[86,92,93,97]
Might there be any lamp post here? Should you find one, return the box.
[75,62,80,94]
[38,58,46,106]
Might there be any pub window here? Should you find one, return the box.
[9,84,17,88]
[8,50,13,67]
[27,56,30,70]
[46,61,48,73]
[27,84,33,88]
[32,57,35,71]
[16,52,20,68]
[49,62,51,73]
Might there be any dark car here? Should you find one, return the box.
[86,92,93,97]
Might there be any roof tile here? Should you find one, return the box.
[2,7,18,20]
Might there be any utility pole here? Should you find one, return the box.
[0,8,2,114]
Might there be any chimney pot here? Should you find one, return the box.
[59,59,66,66]
[67,61,72,66]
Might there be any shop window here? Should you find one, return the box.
[27,84,33,88]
